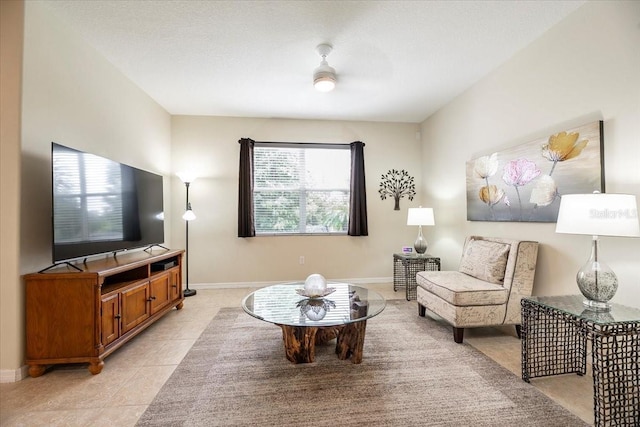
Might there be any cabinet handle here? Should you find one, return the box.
[114,314,121,319]
[147,296,157,301]
[171,284,177,288]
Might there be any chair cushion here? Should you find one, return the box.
[458,239,510,285]
[416,271,509,306]
[417,288,508,327]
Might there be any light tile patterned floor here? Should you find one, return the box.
[0,284,593,426]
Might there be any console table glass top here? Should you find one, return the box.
[242,282,386,327]
[525,295,640,324]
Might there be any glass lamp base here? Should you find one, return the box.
[414,226,428,255]
[576,238,617,312]
[414,237,427,254]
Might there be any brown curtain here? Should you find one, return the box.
[238,138,255,237]
[348,141,368,236]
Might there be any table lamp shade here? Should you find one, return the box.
[407,208,435,226]
[555,193,639,311]
[555,193,640,237]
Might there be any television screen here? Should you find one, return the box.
[52,143,165,262]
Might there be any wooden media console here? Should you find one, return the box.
[24,248,185,377]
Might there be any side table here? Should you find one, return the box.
[393,253,440,301]
[521,295,640,427]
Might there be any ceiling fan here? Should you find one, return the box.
[313,43,337,92]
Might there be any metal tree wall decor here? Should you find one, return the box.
[379,169,416,210]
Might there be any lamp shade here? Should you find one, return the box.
[407,207,435,226]
[182,202,196,221]
[182,209,196,221]
[555,193,639,237]
[177,171,197,184]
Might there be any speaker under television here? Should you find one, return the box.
[151,259,178,271]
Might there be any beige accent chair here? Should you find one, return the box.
[416,236,539,344]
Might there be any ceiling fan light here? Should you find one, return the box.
[313,67,336,92]
[314,77,336,92]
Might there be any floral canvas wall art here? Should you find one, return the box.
[466,121,604,222]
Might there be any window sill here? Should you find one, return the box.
[255,232,348,237]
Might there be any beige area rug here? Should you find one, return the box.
[136,300,588,426]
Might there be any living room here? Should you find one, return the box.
[2,0,639,425]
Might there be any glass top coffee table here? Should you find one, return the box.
[242,282,385,364]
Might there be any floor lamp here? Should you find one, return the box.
[178,173,197,297]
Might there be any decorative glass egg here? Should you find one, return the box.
[297,298,336,321]
[304,301,327,321]
[304,273,327,296]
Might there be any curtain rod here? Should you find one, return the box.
[239,138,364,148]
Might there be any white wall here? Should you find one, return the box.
[170,116,422,285]
[1,1,172,378]
[420,0,640,307]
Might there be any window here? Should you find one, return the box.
[253,144,350,234]
[238,139,367,237]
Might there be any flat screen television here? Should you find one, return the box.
[51,142,165,263]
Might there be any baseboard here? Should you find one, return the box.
[0,365,28,383]
[191,276,392,290]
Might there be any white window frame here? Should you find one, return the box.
[253,142,351,236]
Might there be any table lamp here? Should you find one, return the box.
[407,207,435,255]
[555,192,639,311]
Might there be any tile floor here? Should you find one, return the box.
[0,284,593,426]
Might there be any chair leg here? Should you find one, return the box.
[515,324,522,339]
[453,327,464,344]
[418,304,426,317]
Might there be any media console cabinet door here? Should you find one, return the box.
[121,281,151,334]
[149,273,171,314]
[101,293,121,346]
[169,268,181,300]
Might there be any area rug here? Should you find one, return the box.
[136,300,588,426]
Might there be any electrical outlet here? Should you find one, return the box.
[299,256,305,265]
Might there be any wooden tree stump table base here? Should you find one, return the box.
[335,321,367,364]
[278,323,366,364]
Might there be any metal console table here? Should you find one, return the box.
[393,253,440,301]
[521,295,640,427]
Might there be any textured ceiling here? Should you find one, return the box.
[39,0,585,123]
